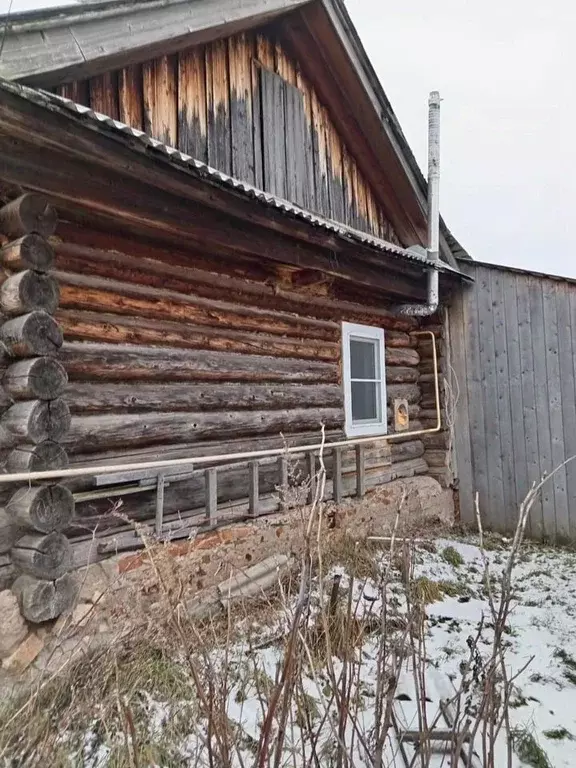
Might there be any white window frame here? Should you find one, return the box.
[342,321,387,438]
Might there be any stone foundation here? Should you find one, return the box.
[0,476,453,691]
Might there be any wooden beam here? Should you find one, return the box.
[7,484,75,533]
[11,532,71,580]
[1,0,312,84]
[0,194,57,238]
[11,573,76,623]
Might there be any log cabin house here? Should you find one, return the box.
[0,0,471,622]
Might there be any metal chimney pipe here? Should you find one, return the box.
[394,90,441,316]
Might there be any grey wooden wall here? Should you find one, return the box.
[450,261,576,542]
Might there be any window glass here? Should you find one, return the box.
[351,380,381,422]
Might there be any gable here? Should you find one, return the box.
[52,30,400,244]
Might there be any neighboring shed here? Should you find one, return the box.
[0,0,468,621]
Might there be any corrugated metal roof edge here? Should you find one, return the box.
[0,77,468,278]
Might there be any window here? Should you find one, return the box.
[342,322,387,438]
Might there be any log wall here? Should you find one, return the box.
[54,29,399,244]
[22,218,429,540]
[0,194,76,623]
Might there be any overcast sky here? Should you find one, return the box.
[2,0,574,276]
[346,0,576,276]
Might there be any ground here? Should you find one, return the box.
[1,531,576,767]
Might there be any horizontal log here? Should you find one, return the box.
[0,507,20,554]
[422,431,452,449]
[390,440,425,462]
[386,384,420,405]
[3,357,68,400]
[0,233,55,271]
[391,457,429,479]
[0,194,57,238]
[65,381,343,414]
[385,347,420,367]
[59,342,338,383]
[12,572,76,623]
[56,271,338,342]
[65,407,344,452]
[55,236,417,332]
[386,366,420,384]
[424,450,450,468]
[6,441,69,473]
[0,311,63,357]
[7,484,75,533]
[0,271,59,316]
[11,531,71,580]
[385,331,416,348]
[56,309,338,362]
[1,398,71,445]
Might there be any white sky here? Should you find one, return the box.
[2,0,575,276]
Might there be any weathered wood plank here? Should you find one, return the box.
[229,33,255,185]
[248,460,259,516]
[490,269,516,532]
[59,341,337,383]
[556,284,576,541]
[542,281,568,541]
[57,80,89,105]
[517,275,544,538]
[295,69,315,211]
[261,66,287,198]
[177,46,208,163]
[64,408,343,452]
[567,290,576,541]
[206,39,231,174]
[501,274,528,532]
[118,64,144,130]
[529,278,553,537]
[142,55,177,146]
[448,289,475,526]
[65,381,343,414]
[332,446,343,504]
[89,71,119,119]
[284,79,307,206]
[326,115,344,223]
[205,467,217,525]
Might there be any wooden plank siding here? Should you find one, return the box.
[54,29,398,244]
[45,218,427,538]
[451,262,576,543]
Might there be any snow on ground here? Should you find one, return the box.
[415,537,576,768]
[77,535,576,767]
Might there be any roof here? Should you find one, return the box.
[0,77,470,281]
[0,0,470,265]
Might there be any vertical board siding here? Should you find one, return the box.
[143,55,177,146]
[64,30,397,242]
[178,47,208,163]
[451,263,576,542]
